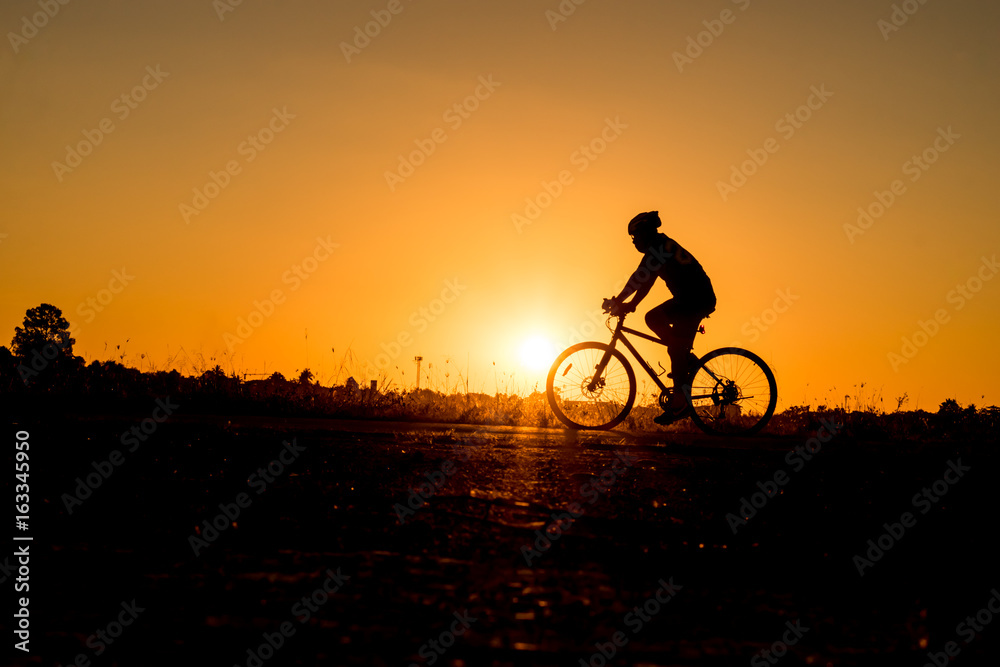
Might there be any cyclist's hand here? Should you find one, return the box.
[603,297,633,317]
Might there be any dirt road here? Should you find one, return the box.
[13,415,998,666]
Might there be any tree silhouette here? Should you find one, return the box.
[298,368,314,385]
[12,303,75,359]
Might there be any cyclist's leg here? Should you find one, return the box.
[670,314,701,376]
[649,298,717,425]
[677,298,716,384]
[675,296,716,373]
[646,301,694,409]
[644,300,675,344]
[668,315,700,390]
[649,301,715,393]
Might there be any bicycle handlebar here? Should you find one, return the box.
[602,297,633,318]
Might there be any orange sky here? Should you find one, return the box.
[2,0,999,411]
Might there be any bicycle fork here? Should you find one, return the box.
[586,329,627,392]
[588,348,615,392]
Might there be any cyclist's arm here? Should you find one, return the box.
[615,264,656,310]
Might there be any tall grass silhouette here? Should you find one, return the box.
[2,341,997,442]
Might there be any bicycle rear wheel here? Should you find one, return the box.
[685,347,777,436]
[546,342,636,430]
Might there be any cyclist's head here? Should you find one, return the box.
[628,211,661,250]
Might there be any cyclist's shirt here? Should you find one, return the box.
[632,234,716,308]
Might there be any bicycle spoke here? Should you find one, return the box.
[686,348,777,435]
[547,343,636,429]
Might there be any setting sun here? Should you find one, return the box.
[519,336,556,371]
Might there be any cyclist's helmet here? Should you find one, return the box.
[627,211,661,236]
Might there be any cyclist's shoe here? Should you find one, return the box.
[653,403,690,426]
[666,353,700,379]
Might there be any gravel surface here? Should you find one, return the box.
[13,415,998,666]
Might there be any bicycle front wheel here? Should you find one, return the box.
[547,342,636,430]
[685,347,777,436]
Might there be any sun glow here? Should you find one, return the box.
[519,336,556,372]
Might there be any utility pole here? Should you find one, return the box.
[414,356,423,389]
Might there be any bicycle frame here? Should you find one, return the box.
[585,315,667,395]
[591,314,724,399]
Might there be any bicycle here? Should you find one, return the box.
[546,300,778,435]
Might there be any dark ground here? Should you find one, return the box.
[6,413,999,666]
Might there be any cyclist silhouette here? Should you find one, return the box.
[606,211,717,425]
